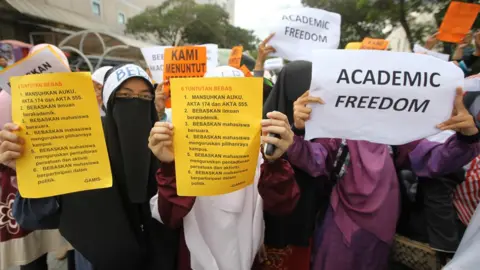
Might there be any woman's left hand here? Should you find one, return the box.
[261,111,294,161]
[437,87,479,136]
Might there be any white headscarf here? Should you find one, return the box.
[92,66,113,85]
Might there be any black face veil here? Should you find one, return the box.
[58,64,163,269]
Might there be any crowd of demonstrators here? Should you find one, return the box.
[1,15,480,270]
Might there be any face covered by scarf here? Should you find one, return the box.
[103,64,157,203]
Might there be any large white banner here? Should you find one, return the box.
[141,45,172,82]
[0,47,70,94]
[305,50,464,145]
[267,7,341,61]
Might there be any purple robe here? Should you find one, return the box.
[287,134,480,270]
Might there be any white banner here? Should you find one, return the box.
[141,45,172,82]
[0,47,70,94]
[267,7,341,61]
[305,50,464,145]
[264,57,284,71]
[413,44,450,62]
[203,43,219,72]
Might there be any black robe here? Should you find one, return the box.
[58,70,179,270]
[262,61,332,247]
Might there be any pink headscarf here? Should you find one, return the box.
[0,91,11,129]
[29,44,69,68]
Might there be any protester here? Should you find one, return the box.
[91,66,113,117]
[456,30,480,76]
[254,60,322,270]
[148,65,299,270]
[0,90,68,270]
[5,64,179,270]
[290,87,480,270]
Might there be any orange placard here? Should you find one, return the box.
[228,46,243,68]
[437,1,480,43]
[239,65,253,77]
[360,38,389,50]
[163,46,207,108]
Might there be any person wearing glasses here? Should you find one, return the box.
[6,64,179,270]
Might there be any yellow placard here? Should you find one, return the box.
[171,77,263,196]
[11,72,112,198]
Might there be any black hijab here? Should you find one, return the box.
[58,64,178,270]
[262,60,331,247]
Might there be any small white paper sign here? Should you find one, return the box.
[0,47,70,94]
[267,7,341,61]
[465,77,480,92]
[305,50,464,145]
[203,43,219,72]
[264,58,284,71]
[413,44,450,62]
[141,46,172,82]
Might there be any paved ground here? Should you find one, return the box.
[8,253,67,270]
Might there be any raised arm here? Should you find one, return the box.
[404,133,480,177]
[258,157,299,216]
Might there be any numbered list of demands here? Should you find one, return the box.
[173,79,262,196]
[16,81,104,188]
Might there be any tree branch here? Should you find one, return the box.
[399,0,414,51]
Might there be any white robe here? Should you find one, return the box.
[150,154,264,270]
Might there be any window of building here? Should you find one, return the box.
[92,0,101,16]
[118,12,126,24]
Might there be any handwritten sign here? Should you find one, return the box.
[0,46,70,94]
[413,44,450,62]
[163,46,207,108]
[171,77,263,196]
[11,72,112,198]
[267,7,341,61]
[228,46,243,69]
[141,46,173,83]
[360,38,389,50]
[306,50,464,145]
[437,1,480,43]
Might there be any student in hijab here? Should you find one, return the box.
[255,61,321,270]
[0,91,67,270]
[290,87,480,270]
[4,64,179,270]
[148,65,300,270]
[91,66,113,117]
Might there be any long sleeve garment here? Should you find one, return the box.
[287,134,480,245]
[150,155,300,270]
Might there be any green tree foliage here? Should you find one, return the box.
[126,0,259,50]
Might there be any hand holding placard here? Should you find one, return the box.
[293,91,324,129]
[148,122,174,163]
[437,87,478,136]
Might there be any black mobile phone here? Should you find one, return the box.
[264,133,280,156]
